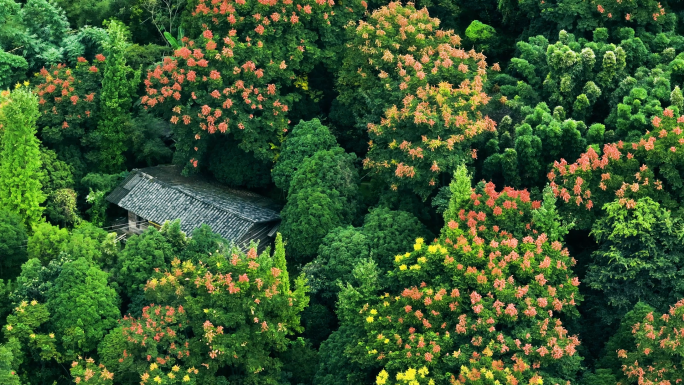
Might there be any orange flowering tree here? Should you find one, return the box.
[613,299,684,384]
[142,0,365,173]
[100,234,309,384]
[547,107,684,229]
[338,2,497,198]
[344,166,582,384]
[34,56,105,173]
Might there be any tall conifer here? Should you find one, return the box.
[95,20,140,172]
[0,86,45,230]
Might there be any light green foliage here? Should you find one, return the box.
[27,222,69,266]
[272,118,338,193]
[586,197,684,324]
[445,164,473,220]
[94,20,141,172]
[465,20,496,52]
[63,222,117,268]
[27,221,116,270]
[0,210,28,280]
[46,257,120,358]
[160,219,188,255]
[0,344,21,385]
[0,87,46,230]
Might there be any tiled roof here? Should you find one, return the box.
[107,165,280,244]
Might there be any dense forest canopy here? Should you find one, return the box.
[3,0,684,384]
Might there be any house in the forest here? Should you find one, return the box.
[106,165,281,251]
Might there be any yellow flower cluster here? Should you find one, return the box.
[414,238,424,251]
[377,370,389,385]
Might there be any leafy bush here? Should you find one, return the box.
[585,197,684,324]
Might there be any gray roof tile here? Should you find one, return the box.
[106,165,280,244]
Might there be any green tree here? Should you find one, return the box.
[62,222,118,268]
[303,226,370,301]
[39,147,78,227]
[280,147,360,263]
[0,51,27,90]
[585,197,684,325]
[314,325,373,385]
[287,147,359,212]
[281,187,348,265]
[0,87,46,230]
[480,104,587,188]
[114,226,173,300]
[46,257,120,358]
[0,210,28,280]
[0,344,21,385]
[10,256,71,306]
[500,0,676,38]
[592,302,654,382]
[93,20,141,172]
[272,118,338,193]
